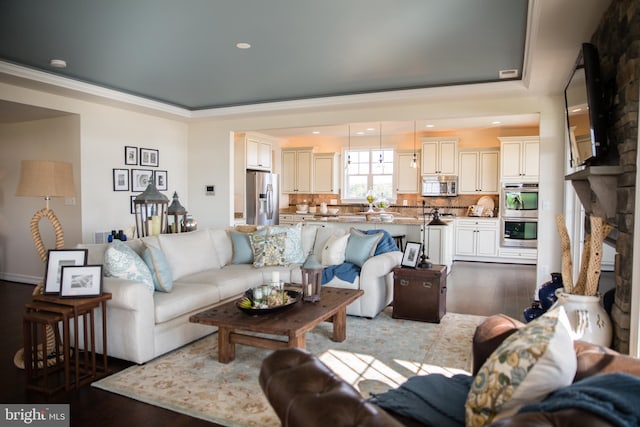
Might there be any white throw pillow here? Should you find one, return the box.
[465,306,576,426]
[321,234,349,266]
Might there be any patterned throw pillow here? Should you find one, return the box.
[249,232,287,267]
[104,240,154,291]
[266,223,306,264]
[465,306,576,426]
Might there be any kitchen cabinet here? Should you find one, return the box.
[246,134,272,171]
[499,137,539,182]
[282,148,312,193]
[395,150,420,193]
[454,218,498,259]
[458,150,499,194]
[313,153,339,194]
[421,138,458,175]
[422,223,454,271]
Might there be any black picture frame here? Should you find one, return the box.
[60,265,103,297]
[44,249,88,294]
[140,148,159,167]
[131,168,153,192]
[154,170,168,191]
[130,195,136,214]
[124,146,138,165]
[113,168,129,191]
[401,241,422,268]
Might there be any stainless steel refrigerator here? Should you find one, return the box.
[246,171,279,225]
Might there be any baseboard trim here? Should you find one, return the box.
[0,272,41,285]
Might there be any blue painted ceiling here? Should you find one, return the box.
[0,0,528,110]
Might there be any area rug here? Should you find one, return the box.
[93,308,485,427]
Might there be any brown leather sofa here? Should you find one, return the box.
[259,314,640,427]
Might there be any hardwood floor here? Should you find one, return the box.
[0,261,553,426]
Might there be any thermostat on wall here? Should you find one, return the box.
[206,185,215,195]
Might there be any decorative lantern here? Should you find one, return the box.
[301,252,323,302]
[167,191,187,233]
[134,183,168,237]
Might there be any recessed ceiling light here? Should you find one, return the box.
[491,121,502,125]
[356,131,365,135]
[366,127,376,132]
[236,42,251,49]
[49,59,67,68]
[312,131,320,135]
[425,124,435,128]
[571,108,583,113]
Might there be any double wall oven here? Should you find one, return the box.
[500,183,539,248]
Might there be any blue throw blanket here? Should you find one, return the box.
[519,373,640,427]
[321,229,398,284]
[369,374,472,427]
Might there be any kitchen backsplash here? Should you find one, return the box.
[287,193,499,217]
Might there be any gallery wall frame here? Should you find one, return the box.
[113,168,130,191]
[140,148,159,167]
[154,170,168,191]
[125,146,138,165]
[131,168,153,192]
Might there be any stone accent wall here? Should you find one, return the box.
[591,0,639,352]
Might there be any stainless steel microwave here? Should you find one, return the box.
[421,175,458,197]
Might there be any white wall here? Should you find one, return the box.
[0,82,189,283]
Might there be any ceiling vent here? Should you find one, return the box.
[499,69,519,79]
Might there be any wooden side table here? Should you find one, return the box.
[392,265,447,323]
[29,292,112,390]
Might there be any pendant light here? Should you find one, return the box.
[378,122,383,164]
[410,121,418,168]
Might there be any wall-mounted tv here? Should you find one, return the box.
[564,43,610,167]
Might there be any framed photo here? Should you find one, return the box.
[124,146,138,165]
[401,242,422,268]
[140,148,159,167]
[131,168,153,192]
[154,170,168,191]
[60,265,103,297]
[130,195,136,214]
[44,249,88,294]
[113,168,129,191]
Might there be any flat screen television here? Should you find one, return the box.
[564,43,610,167]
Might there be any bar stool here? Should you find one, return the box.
[392,234,405,251]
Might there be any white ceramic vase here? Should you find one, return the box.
[551,290,612,347]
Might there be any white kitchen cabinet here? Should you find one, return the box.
[421,138,458,175]
[454,218,498,259]
[395,150,420,193]
[313,153,339,194]
[282,149,312,193]
[422,223,454,271]
[499,137,539,182]
[458,150,499,194]
[246,134,272,171]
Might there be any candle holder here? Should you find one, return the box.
[301,252,323,302]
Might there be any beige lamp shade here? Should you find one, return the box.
[16,160,76,198]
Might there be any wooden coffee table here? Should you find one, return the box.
[189,286,363,363]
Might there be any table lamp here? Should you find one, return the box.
[15,160,76,262]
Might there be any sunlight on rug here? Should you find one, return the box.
[93,307,484,427]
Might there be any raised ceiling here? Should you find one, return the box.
[0,0,529,110]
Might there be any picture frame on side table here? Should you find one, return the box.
[44,249,88,294]
[401,241,422,268]
[113,168,129,191]
[131,168,153,192]
[60,265,103,297]
[154,170,168,191]
[140,148,159,167]
[125,146,138,165]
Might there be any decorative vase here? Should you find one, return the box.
[523,301,545,323]
[551,290,612,347]
[182,215,198,232]
[538,272,564,311]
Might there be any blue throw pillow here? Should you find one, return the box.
[103,240,154,291]
[229,230,255,264]
[142,245,174,292]
[344,228,383,267]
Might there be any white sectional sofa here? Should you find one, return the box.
[77,224,402,364]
